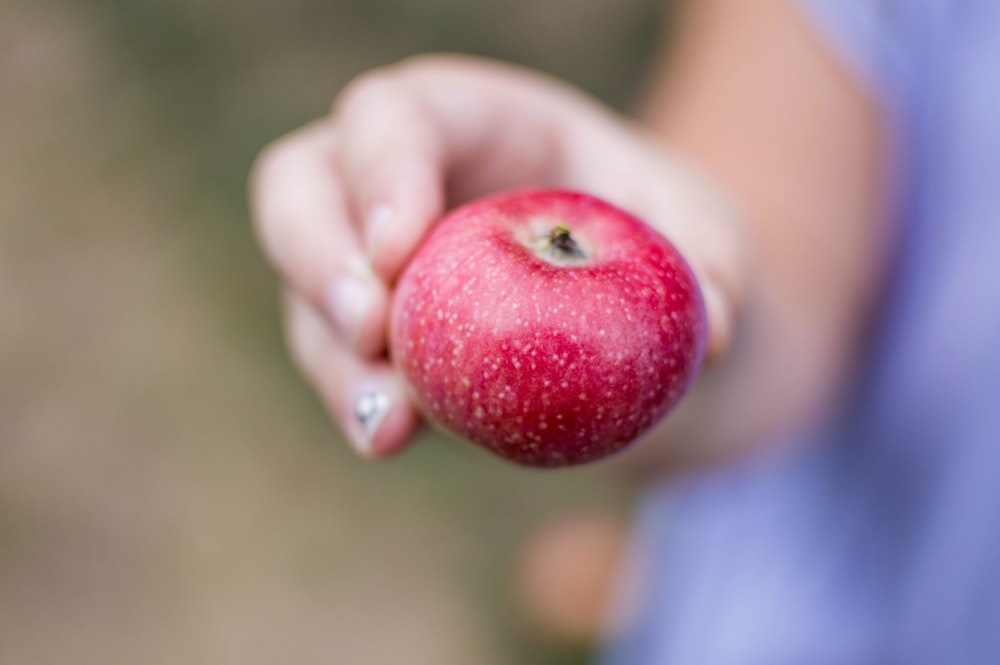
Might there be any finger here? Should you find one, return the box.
[334,69,446,281]
[251,121,388,358]
[283,289,420,458]
[639,156,747,366]
[334,56,567,281]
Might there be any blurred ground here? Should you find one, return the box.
[0,1,664,663]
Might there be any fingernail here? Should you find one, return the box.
[324,275,373,348]
[365,203,394,261]
[351,390,392,454]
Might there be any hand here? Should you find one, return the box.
[250,55,745,459]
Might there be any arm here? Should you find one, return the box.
[249,0,888,473]
[615,0,888,473]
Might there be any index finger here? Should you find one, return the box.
[250,122,389,358]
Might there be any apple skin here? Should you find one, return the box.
[389,189,706,467]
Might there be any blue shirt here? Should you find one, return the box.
[606,1,1000,662]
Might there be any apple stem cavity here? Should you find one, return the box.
[526,224,589,266]
[547,225,584,260]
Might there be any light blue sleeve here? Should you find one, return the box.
[795,0,920,112]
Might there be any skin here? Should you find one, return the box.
[249,0,886,472]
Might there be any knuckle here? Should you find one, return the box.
[393,53,442,79]
[334,54,460,117]
[394,53,466,80]
[250,135,295,194]
[248,131,322,268]
[283,296,322,379]
[249,137,302,233]
[248,142,289,251]
[334,66,402,117]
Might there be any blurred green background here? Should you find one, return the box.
[0,0,669,662]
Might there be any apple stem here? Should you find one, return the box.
[548,225,584,260]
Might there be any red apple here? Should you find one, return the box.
[389,189,706,467]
